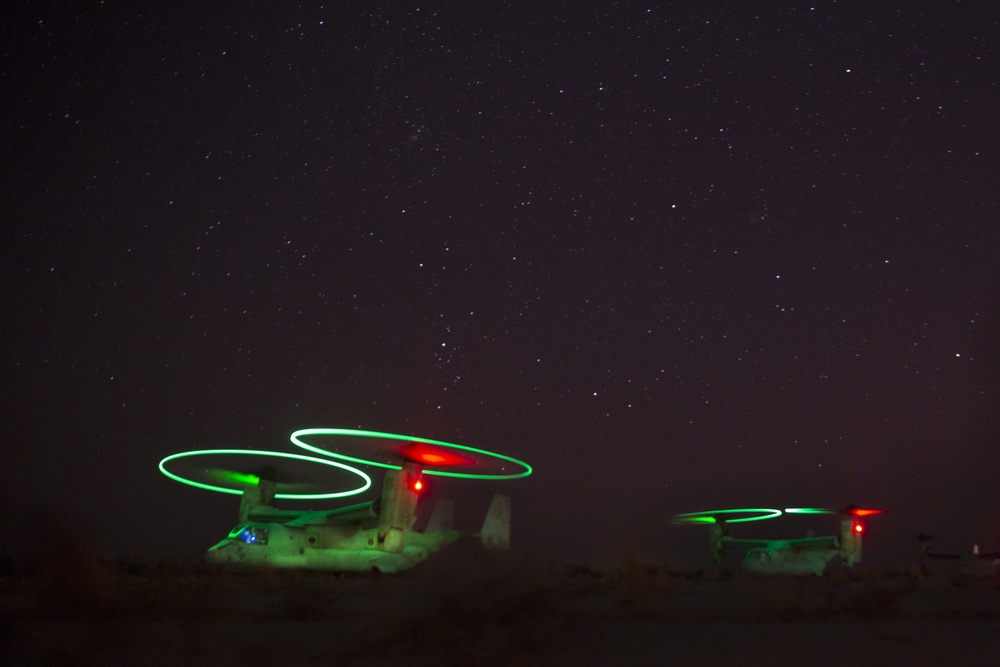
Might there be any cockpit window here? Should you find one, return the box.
[235,525,269,545]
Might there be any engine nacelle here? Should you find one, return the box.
[377,463,422,552]
[238,476,276,523]
[840,518,862,566]
[710,523,727,565]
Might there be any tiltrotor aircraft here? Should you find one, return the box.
[159,428,531,573]
[675,506,889,575]
[917,533,1000,577]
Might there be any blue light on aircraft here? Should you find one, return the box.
[239,526,269,545]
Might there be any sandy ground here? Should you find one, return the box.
[3,548,1000,666]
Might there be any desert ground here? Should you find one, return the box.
[3,544,1000,666]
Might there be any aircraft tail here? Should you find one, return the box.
[425,499,455,533]
[480,494,510,550]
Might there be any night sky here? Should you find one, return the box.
[3,1,999,569]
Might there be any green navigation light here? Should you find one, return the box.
[290,428,533,480]
[159,449,372,499]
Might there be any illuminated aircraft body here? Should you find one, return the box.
[917,534,1000,577]
[204,462,511,573]
[159,428,531,574]
[710,519,863,576]
[678,506,887,576]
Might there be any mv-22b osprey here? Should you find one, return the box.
[204,461,511,573]
[676,506,890,576]
[159,428,532,574]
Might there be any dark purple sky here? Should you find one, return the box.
[3,1,998,569]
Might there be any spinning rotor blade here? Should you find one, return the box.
[204,468,262,486]
[160,448,373,500]
[288,428,532,480]
[786,505,891,517]
[202,466,312,491]
[841,504,891,517]
[399,441,477,467]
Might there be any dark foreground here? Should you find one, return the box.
[3,548,1000,666]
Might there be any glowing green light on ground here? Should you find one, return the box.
[675,508,783,524]
[290,428,533,480]
[159,449,372,499]
[784,507,837,515]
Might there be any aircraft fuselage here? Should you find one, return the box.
[205,521,469,573]
[742,547,840,576]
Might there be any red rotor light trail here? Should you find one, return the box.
[400,442,477,467]
[851,508,886,517]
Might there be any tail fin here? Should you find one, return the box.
[425,499,455,533]
[480,494,510,550]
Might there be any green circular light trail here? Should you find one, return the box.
[290,428,533,480]
[784,507,837,515]
[159,449,372,499]
[674,508,783,524]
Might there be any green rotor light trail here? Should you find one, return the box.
[784,507,837,515]
[207,469,262,486]
[290,428,533,480]
[203,468,313,491]
[158,449,372,499]
[674,508,784,524]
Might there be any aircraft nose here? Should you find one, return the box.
[204,542,232,564]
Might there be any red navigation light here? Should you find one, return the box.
[853,522,864,534]
[411,478,424,493]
